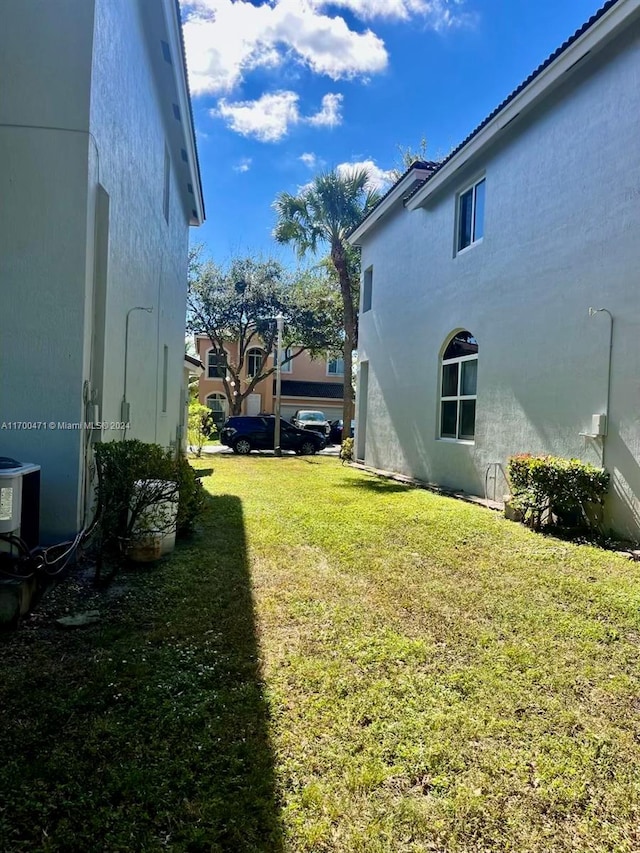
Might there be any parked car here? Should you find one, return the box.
[329,419,355,444]
[220,416,327,455]
[290,410,331,437]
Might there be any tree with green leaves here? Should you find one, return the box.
[273,168,381,429]
[187,251,342,416]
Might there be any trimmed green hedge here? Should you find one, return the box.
[507,454,609,531]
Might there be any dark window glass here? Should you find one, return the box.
[443,332,478,360]
[459,400,476,440]
[442,363,459,397]
[441,401,458,438]
[247,349,263,378]
[458,188,473,250]
[207,350,226,378]
[461,360,477,396]
[474,179,486,241]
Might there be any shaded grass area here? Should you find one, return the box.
[2,456,640,851]
[0,492,282,852]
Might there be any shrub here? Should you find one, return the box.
[94,440,205,555]
[340,437,354,464]
[507,454,609,531]
[188,402,216,457]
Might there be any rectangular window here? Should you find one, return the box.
[362,267,373,313]
[327,356,344,376]
[457,177,485,252]
[273,347,293,373]
[162,345,168,413]
[208,350,226,378]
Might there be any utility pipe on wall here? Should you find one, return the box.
[588,306,614,469]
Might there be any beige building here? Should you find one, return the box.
[195,336,345,427]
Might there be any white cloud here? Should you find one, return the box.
[300,152,318,168]
[307,93,343,127]
[213,91,344,141]
[336,159,395,191]
[310,0,465,27]
[216,91,300,142]
[183,0,388,96]
[233,157,253,173]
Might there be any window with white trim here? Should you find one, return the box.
[327,356,344,376]
[457,177,485,252]
[273,346,293,373]
[207,348,226,379]
[247,348,264,378]
[205,393,228,428]
[439,331,478,441]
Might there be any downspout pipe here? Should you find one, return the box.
[588,306,613,469]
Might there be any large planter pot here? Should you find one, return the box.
[127,479,179,563]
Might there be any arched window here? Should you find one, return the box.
[440,331,478,441]
[207,348,227,379]
[206,393,228,429]
[247,348,264,378]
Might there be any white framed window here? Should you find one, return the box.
[456,177,485,253]
[439,331,478,442]
[273,346,293,373]
[362,267,373,313]
[163,144,171,224]
[327,355,344,376]
[247,348,264,378]
[207,348,227,379]
[205,393,228,428]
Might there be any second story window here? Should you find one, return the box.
[274,347,293,373]
[457,177,485,252]
[247,348,263,378]
[327,356,344,376]
[207,348,226,379]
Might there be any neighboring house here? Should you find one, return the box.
[195,335,345,427]
[0,0,205,541]
[349,0,640,538]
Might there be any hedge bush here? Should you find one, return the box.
[507,454,609,531]
[94,440,205,555]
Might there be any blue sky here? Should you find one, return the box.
[182,0,605,267]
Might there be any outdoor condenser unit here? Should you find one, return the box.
[0,458,41,553]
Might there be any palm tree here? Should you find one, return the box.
[273,168,381,431]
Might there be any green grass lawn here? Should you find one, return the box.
[2,456,640,852]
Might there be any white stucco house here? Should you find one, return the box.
[0,0,205,541]
[349,0,640,538]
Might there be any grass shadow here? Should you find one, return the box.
[0,493,284,852]
[341,475,417,494]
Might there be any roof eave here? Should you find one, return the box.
[406,0,640,211]
[348,167,435,246]
[162,0,205,226]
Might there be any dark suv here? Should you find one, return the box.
[220,416,327,455]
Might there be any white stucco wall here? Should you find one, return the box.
[357,22,640,537]
[89,0,191,452]
[0,0,196,541]
[0,1,96,541]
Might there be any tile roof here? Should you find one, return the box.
[351,0,623,232]
[277,380,345,399]
[347,160,439,238]
[403,0,622,205]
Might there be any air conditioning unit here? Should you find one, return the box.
[0,458,41,553]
